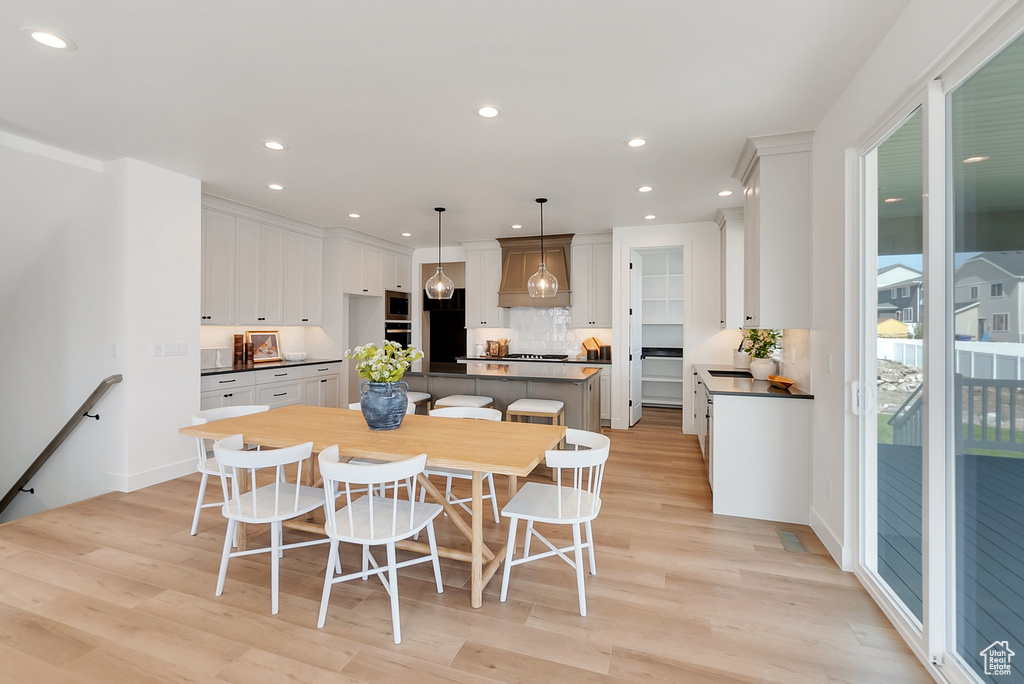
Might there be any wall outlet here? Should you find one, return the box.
[112,343,119,359]
[826,353,833,374]
[825,478,832,500]
[151,342,163,357]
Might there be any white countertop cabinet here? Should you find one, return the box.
[571,241,612,328]
[465,248,508,328]
[734,131,812,329]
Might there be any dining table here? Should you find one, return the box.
[179,404,566,608]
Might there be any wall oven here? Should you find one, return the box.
[384,321,412,348]
[385,290,410,321]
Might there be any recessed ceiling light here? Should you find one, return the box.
[638,186,653,193]
[268,184,284,191]
[25,29,75,50]
[401,232,412,237]
[644,215,656,220]
[718,190,733,197]
[626,138,647,148]
[478,106,500,118]
[884,197,903,203]
[511,224,522,229]
[963,155,990,164]
[263,140,286,151]
[348,213,360,218]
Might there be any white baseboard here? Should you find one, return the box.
[810,506,850,571]
[108,458,195,492]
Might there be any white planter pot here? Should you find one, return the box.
[749,358,775,381]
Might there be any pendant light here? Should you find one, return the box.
[424,207,455,299]
[527,197,558,298]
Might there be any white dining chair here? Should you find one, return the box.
[423,407,502,523]
[189,405,269,536]
[213,434,330,615]
[317,447,444,644]
[499,428,611,616]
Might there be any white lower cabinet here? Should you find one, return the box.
[200,386,255,410]
[199,363,341,411]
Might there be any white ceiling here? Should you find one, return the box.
[1,1,910,247]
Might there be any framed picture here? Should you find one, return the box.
[246,330,282,363]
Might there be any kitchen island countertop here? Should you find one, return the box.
[407,362,601,383]
[694,364,813,399]
[200,358,343,377]
[457,356,611,365]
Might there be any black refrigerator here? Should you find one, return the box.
[423,289,466,367]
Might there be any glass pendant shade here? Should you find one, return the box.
[528,197,558,298]
[425,265,455,299]
[527,262,558,298]
[424,207,454,299]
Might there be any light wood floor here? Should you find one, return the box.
[0,408,930,683]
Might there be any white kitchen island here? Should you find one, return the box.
[694,365,813,525]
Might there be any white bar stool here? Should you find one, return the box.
[434,394,495,409]
[507,399,566,481]
[406,391,432,413]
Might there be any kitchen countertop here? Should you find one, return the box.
[457,356,611,365]
[407,362,602,382]
[200,358,343,377]
[694,364,813,400]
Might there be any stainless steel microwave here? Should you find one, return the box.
[385,290,410,320]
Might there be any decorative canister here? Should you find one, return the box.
[359,381,409,430]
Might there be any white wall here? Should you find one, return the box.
[809,0,1004,567]
[611,222,744,432]
[0,136,201,521]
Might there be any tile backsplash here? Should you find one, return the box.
[468,307,611,358]
[779,328,810,391]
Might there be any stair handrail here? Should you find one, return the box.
[0,373,123,518]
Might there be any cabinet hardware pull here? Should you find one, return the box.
[318,368,328,371]
[302,318,308,322]
[273,392,286,397]
[274,373,286,376]
[83,412,100,420]
[746,315,753,320]
[320,379,327,383]
[224,393,232,398]
[219,379,236,384]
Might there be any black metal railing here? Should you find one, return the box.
[0,374,123,517]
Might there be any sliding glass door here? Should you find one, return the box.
[860,25,1024,684]
[864,108,925,625]
[948,33,1024,682]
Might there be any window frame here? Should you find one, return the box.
[990,282,1003,297]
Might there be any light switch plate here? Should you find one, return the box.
[151,342,163,357]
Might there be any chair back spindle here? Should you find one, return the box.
[546,429,610,519]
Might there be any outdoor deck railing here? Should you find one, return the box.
[955,374,1024,454]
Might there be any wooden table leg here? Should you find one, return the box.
[471,471,484,608]
[508,475,518,499]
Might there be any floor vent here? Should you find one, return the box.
[777,529,807,553]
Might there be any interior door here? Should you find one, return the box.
[629,251,644,426]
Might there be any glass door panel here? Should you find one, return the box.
[949,33,1024,682]
[866,107,925,623]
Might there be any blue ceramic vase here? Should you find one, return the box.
[359,381,409,430]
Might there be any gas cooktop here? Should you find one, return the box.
[504,353,569,360]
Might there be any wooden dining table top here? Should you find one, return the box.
[179,404,566,477]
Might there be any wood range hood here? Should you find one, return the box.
[496,233,573,307]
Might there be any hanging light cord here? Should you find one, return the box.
[539,201,544,261]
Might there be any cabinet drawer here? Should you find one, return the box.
[257,381,302,407]
[255,367,302,384]
[201,371,255,393]
[303,362,342,378]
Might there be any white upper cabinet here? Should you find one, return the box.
[201,209,235,325]
[380,251,412,292]
[733,131,812,329]
[571,239,612,328]
[283,232,323,325]
[715,208,744,330]
[465,248,508,328]
[342,240,383,296]
[201,202,324,326]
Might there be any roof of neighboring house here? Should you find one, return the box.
[960,251,1024,278]
[877,318,911,338]
[877,263,923,288]
[884,276,922,289]
[878,302,898,311]
[955,301,979,314]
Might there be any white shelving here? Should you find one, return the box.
[639,248,684,407]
